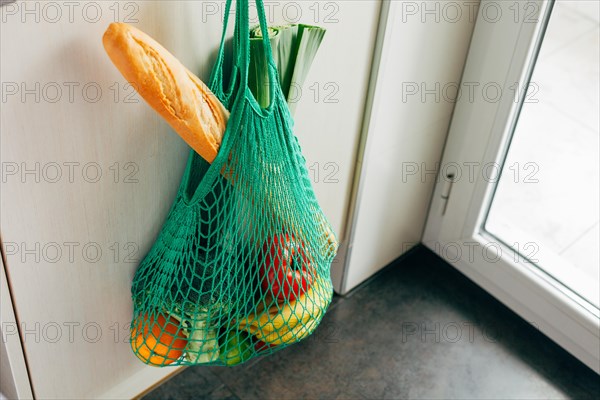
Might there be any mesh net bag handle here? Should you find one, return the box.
[129,0,338,367]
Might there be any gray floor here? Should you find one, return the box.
[142,246,599,400]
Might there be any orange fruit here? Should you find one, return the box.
[130,313,188,366]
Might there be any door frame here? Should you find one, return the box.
[423,0,599,372]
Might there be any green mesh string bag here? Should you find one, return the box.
[129,0,338,367]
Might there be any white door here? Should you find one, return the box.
[424,0,599,372]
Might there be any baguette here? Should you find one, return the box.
[102,22,229,163]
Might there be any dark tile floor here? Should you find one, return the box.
[142,246,600,400]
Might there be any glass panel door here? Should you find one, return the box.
[486,0,599,309]
[423,0,599,371]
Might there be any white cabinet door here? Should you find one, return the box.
[1,257,33,400]
[338,1,478,293]
[0,1,379,397]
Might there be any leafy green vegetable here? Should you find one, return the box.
[169,307,220,363]
[249,24,326,115]
[185,313,220,363]
[287,24,326,115]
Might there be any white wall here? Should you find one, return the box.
[339,0,479,293]
[0,1,379,398]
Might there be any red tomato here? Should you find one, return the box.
[260,234,313,302]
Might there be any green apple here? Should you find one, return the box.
[219,329,253,366]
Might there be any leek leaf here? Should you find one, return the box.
[248,24,326,116]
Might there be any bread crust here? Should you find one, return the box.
[102,23,229,163]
